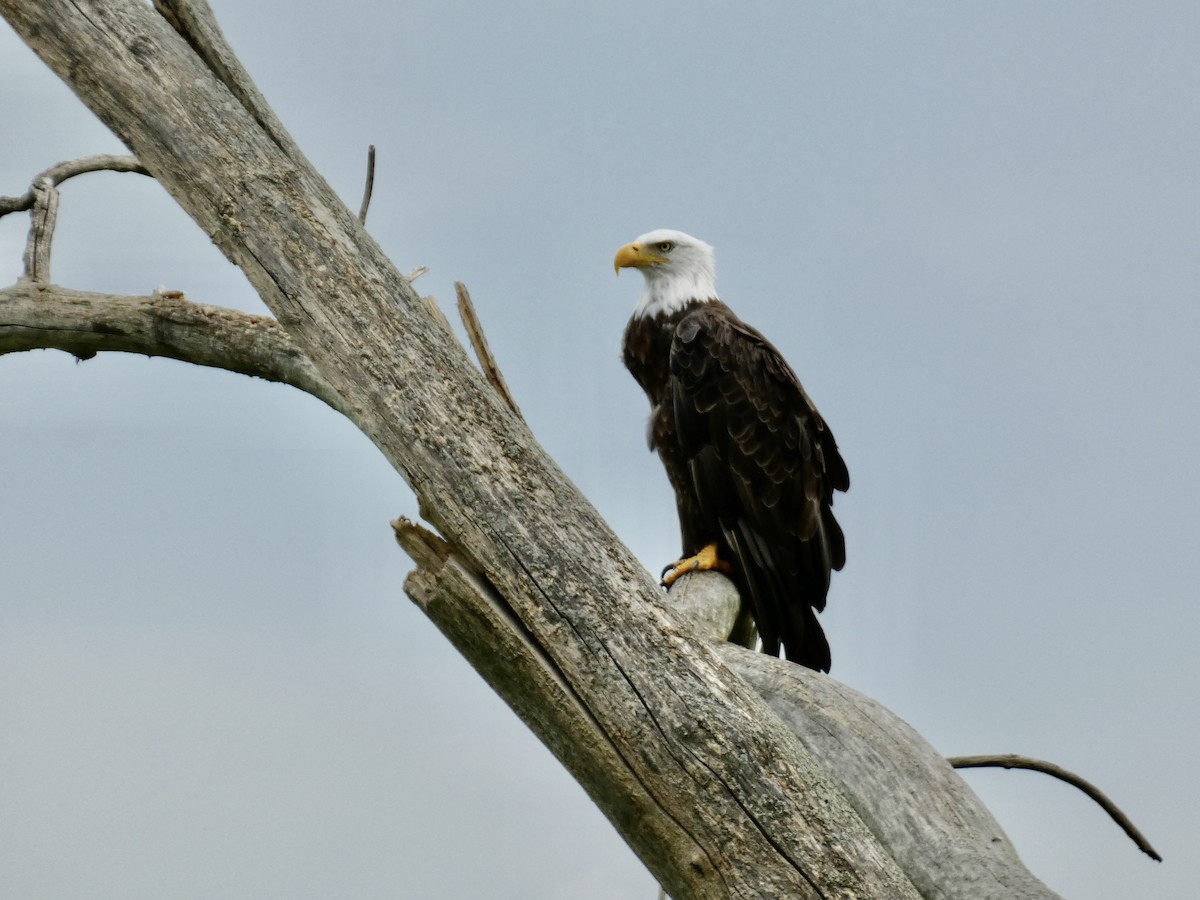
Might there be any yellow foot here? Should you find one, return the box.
[660,543,732,587]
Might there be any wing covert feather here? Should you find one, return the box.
[668,303,846,669]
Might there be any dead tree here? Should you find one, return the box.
[0,2,1152,896]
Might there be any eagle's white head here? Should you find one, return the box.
[614,229,718,320]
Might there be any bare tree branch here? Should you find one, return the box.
[151,0,302,162]
[455,281,523,420]
[22,176,58,283]
[0,154,149,217]
[0,282,346,414]
[395,541,1065,900]
[2,4,927,894]
[0,2,1121,897]
[0,3,1043,897]
[392,515,712,889]
[949,754,1163,862]
[358,144,376,224]
[654,574,1156,876]
[1,154,151,283]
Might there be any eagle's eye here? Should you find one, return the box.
[656,241,675,253]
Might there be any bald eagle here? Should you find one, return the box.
[615,229,848,671]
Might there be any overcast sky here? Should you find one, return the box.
[2,2,1196,897]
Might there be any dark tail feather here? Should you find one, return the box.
[724,523,831,672]
[782,602,831,673]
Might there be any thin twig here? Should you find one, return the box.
[455,281,523,420]
[949,754,1162,862]
[2,155,151,284]
[358,144,376,224]
[0,154,150,217]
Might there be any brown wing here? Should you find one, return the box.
[669,302,847,670]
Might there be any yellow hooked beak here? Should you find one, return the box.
[613,242,668,275]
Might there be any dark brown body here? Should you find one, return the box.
[623,299,848,671]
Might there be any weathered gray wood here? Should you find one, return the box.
[0,154,150,282]
[725,651,1064,900]
[673,573,1062,898]
[0,3,1073,898]
[0,154,148,217]
[1,286,1069,899]
[0,282,345,413]
[667,570,758,651]
[394,518,721,896]
[396,521,1065,900]
[2,2,926,896]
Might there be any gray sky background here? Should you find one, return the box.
[2,2,1196,897]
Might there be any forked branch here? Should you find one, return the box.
[0,154,149,216]
[0,154,150,283]
[0,2,1154,897]
[0,147,509,425]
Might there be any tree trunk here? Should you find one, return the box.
[0,2,1061,897]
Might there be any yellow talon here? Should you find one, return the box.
[660,542,732,587]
